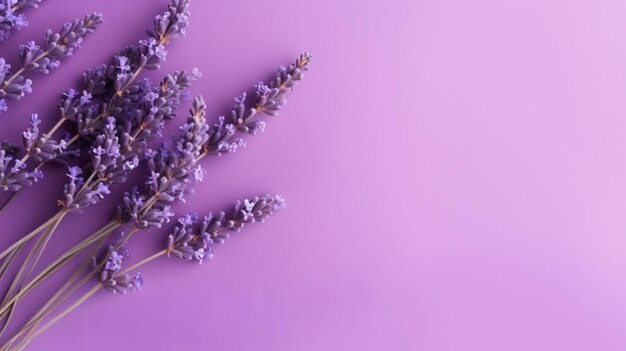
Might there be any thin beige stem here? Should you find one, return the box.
[12,283,102,351]
[6,227,138,349]
[0,211,64,262]
[10,233,109,349]
[18,212,67,288]
[0,221,118,317]
[0,215,59,336]
[118,249,166,276]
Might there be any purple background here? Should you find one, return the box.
[1,0,626,350]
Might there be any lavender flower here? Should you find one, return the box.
[58,166,110,212]
[109,0,190,92]
[0,0,42,42]
[167,195,286,263]
[0,141,41,191]
[22,113,67,161]
[0,13,102,114]
[147,0,190,43]
[98,246,143,294]
[206,52,313,156]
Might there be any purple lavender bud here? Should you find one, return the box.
[22,113,66,162]
[12,0,41,10]
[166,195,285,263]
[147,0,190,43]
[130,273,144,291]
[0,148,41,191]
[98,246,144,294]
[104,250,123,272]
[0,0,42,42]
[60,165,111,212]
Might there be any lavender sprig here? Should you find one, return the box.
[98,246,143,294]
[168,195,286,263]
[100,195,285,294]
[0,140,40,191]
[0,0,42,43]
[0,13,102,114]
[92,0,190,98]
[209,52,312,156]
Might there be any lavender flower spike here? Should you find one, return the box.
[206,52,313,156]
[0,12,102,114]
[167,195,287,263]
[0,0,43,42]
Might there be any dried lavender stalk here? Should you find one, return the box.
[166,195,287,263]
[0,12,102,114]
[0,0,43,43]
[0,0,190,197]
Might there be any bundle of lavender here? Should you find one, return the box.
[0,0,43,42]
[0,0,192,336]
[0,0,311,349]
[0,54,311,350]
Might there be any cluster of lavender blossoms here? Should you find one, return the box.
[0,0,191,196]
[0,0,42,42]
[98,245,143,294]
[64,0,190,144]
[0,140,40,191]
[167,195,287,263]
[0,12,102,113]
[60,70,198,213]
